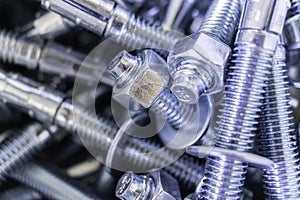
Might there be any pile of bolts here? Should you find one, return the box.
[1,0,300,199]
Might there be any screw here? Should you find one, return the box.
[0,29,101,81]
[196,0,290,199]
[257,40,300,198]
[0,70,205,191]
[0,123,56,181]
[41,0,182,51]
[168,0,241,104]
[0,186,42,200]
[9,162,101,200]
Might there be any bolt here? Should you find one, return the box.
[0,29,102,82]
[9,162,101,200]
[108,50,213,149]
[41,0,182,51]
[0,123,56,181]
[195,0,290,199]
[0,186,42,200]
[0,70,205,191]
[108,50,183,129]
[168,0,241,104]
[257,40,300,198]
[116,171,181,200]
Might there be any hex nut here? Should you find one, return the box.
[112,50,169,108]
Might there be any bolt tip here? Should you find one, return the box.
[171,84,201,104]
[108,51,138,81]
[115,172,133,198]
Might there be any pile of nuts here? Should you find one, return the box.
[0,0,300,199]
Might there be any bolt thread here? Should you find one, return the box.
[290,0,300,16]
[200,43,274,199]
[10,162,100,200]
[115,15,181,51]
[0,30,41,68]
[57,103,204,190]
[0,186,42,200]
[0,123,46,181]
[122,137,204,191]
[200,0,241,45]
[257,43,300,199]
[151,89,182,129]
[57,103,117,152]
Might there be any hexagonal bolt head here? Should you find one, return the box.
[168,32,231,104]
[116,171,181,200]
[108,50,169,108]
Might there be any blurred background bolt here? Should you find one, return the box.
[41,0,182,51]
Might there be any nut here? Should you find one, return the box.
[169,32,231,71]
[168,32,231,103]
[110,50,169,108]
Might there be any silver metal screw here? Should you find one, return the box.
[257,40,300,198]
[196,0,290,199]
[41,0,181,51]
[168,0,241,104]
[9,162,101,200]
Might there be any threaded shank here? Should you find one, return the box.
[257,44,300,198]
[122,137,204,191]
[200,0,241,45]
[290,0,300,16]
[151,89,182,129]
[57,103,204,190]
[0,124,46,181]
[56,103,117,152]
[10,163,99,200]
[0,186,41,200]
[116,15,181,51]
[0,30,41,68]
[200,43,274,199]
